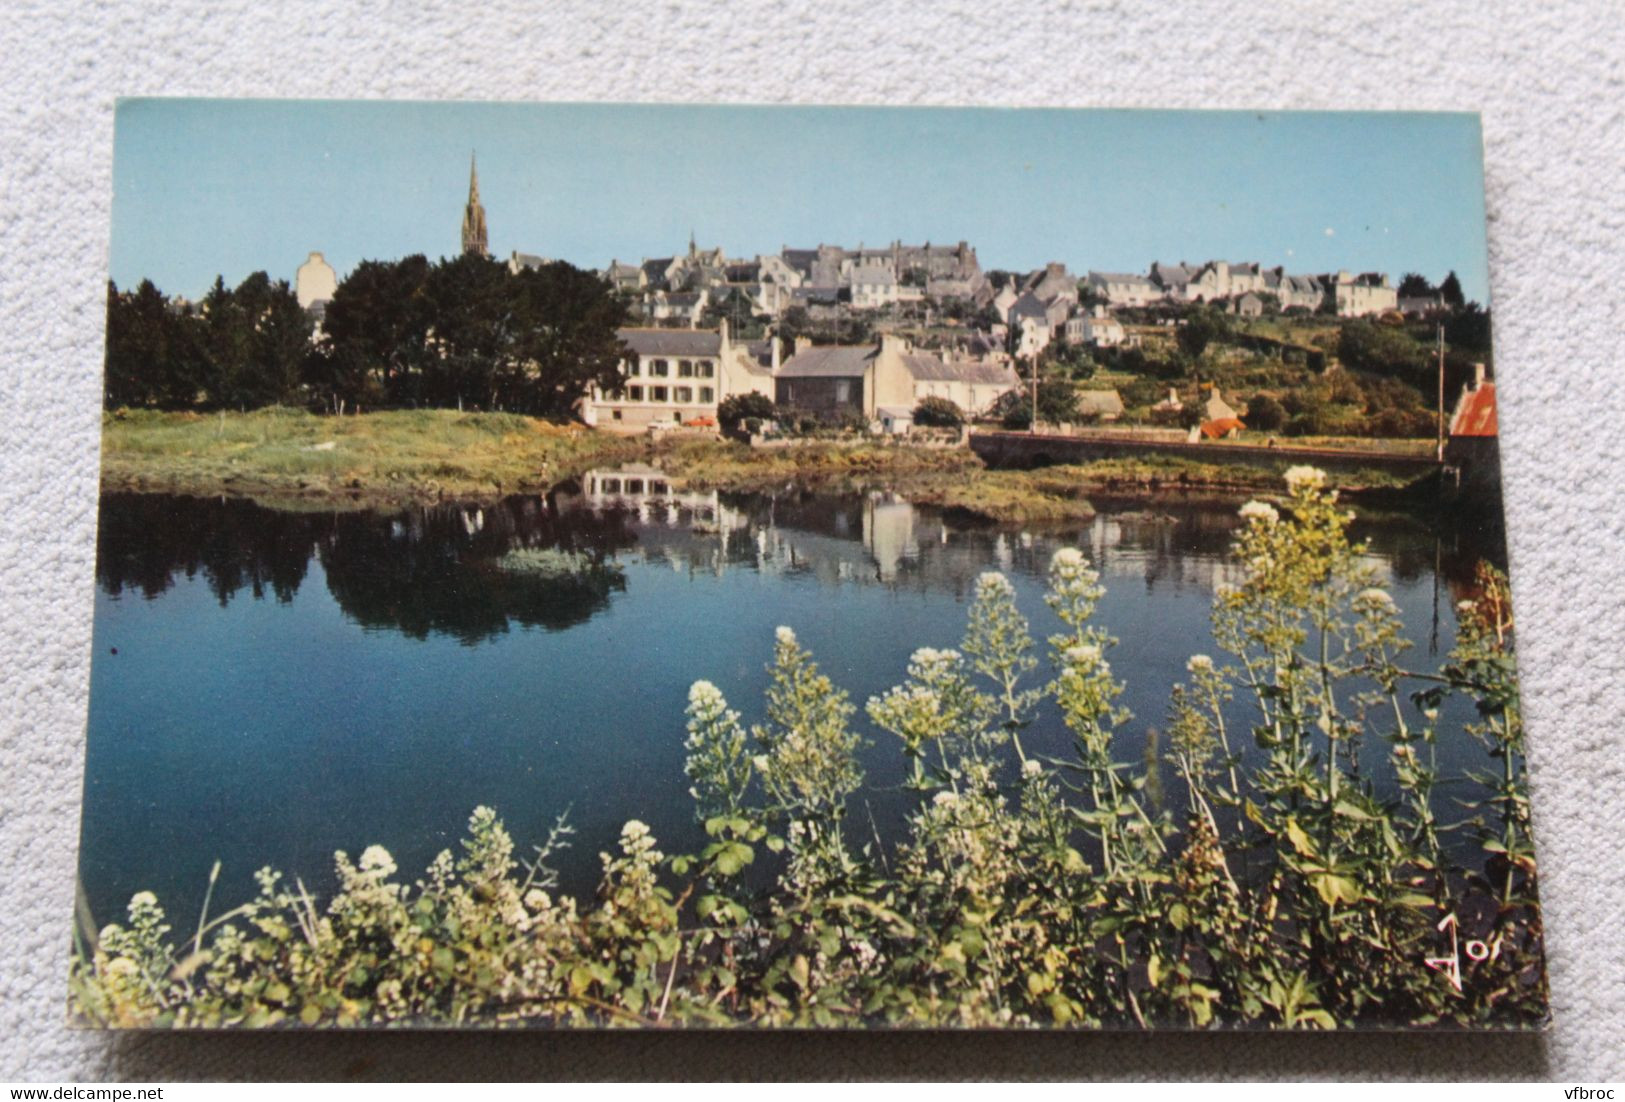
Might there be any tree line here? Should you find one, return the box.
[105,255,631,417]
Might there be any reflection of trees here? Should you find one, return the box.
[96,493,640,642]
[97,493,316,605]
[319,496,637,643]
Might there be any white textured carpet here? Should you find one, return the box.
[3,0,1623,1082]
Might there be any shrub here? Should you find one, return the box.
[912,396,964,428]
[1245,394,1287,433]
[73,472,1542,1030]
[717,392,777,430]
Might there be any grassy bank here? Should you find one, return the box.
[99,407,643,507]
[100,409,1409,523]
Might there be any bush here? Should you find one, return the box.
[717,392,777,429]
[1245,394,1287,433]
[72,472,1543,1031]
[912,396,964,428]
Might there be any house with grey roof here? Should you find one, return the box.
[777,333,1019,425]
[1322,270,1398,317]
[581,321,774,433]
[1087,270,1160,308]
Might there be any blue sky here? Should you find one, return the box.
[110,100,1492,304]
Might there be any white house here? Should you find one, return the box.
[581,321,774,432]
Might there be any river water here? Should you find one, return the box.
[78,473,1506,929]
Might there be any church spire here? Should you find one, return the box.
[461,153,489,258]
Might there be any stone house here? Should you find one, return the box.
[776,333,1018,422]
[1445,363,1500,492]
[1323,271,1398,317]
[646,289,709,326]
[1086,271,1160,308]
[581,321,773,432]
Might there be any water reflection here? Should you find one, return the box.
[97,480,1505,643]
[83,479,1508,931]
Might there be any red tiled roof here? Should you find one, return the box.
[1200,417,1246,439]
[1449,384,1498,438]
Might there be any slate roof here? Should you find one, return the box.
[1449,383,1498,437]
[1090,271,1157,286]
[903,355,1019,386]
[1010,291,1051,319]
[782,249,819,273]
[777,345,877,377]
[617,328,723,357]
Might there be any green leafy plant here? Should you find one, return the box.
[72,468,1544,1030]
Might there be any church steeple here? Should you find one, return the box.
[461,153,489,258]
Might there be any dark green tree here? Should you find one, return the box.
[1245,393,1287,432]
[316,255,434,407]
[1439,271,1466,308]
[1397,273,1435,299]
[717,391,777,429]
[998,379,1079,429]
[508,260,631,416]
[1176,307,1230,359]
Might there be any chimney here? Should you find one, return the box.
[1168,387,1178,405]
[1472,362,1487,389]
[795,335,812,354]
[771,331,782,372]
[718,317,730,346]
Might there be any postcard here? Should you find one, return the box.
[73,101,1545,1030]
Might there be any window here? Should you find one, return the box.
[650,480,668,495]
[696,360,714,378]
[611,409,622,420]
[626,479,644,494]
[673,412,682,422]
[835,380,851,404]
[627,385,643,401]
[698,386,714,403]
[675,387,693,403]
[650,386,668,402]
[678,360,694,378]
[650,359,669,377]
[602,478,622,493]
[625,359,640,377]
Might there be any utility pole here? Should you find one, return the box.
[1435,323,1446,463]
[1030,352,1039,436]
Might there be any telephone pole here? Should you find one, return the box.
[1435,323,1446,462]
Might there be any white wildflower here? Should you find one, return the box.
[774,625,796,646]
[687,679,724,709]
[933,790,959,808]
[1356,588,1397,611]
[129,891,158,910]
[359,845,397,877]
[1284,465,1327,492]
[1021,758,1043,779]
[1187,654,1214,673]
[1239,500,1279,525]
[1065,643,1102,667]
[975,571,1015,598]
[622,819,650,841]
[1050,547,1085,570]
[1457,600,1476,613]
[523,888,552,912]
[752,753,771,773]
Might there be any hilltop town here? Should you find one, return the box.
[103,156,1499,509]
[277,158,1484,445]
